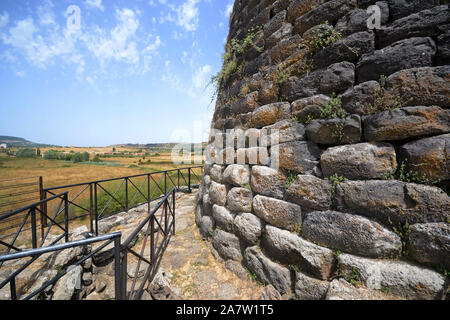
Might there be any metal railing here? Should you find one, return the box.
[120,187,176,300]
[0,232,122,300]
[0,192,70,256]
[42,166,202,236]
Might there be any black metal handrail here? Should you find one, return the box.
[0,232,122,300]
[120,187,176,300]
[41,166,202,236]
[0,192,70,258]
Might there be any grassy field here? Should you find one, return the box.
[0,148,204,245]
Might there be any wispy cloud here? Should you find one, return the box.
[85,0,104,11]
[0,12,9,28]
[176,0,200,32]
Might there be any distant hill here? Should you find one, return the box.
[0,136,58,148]
[112,142,208,150]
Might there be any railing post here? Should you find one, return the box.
[150,216,155,264]
[31,207,37,249]
[114,236,122,300]
[121,248,128,300]
[177,169,180,190]
[64,193,69,243]
[164,200,168,235]
[125,177,129,211]
[188,168,191,193]
[39,176,47,243]
[164,172,167,195]
[10,278,16,300]
[147,174,150,213]
[89,183,94,234]
[94,183,99,236]
[172,190,176,235]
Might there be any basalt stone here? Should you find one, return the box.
[397,134,450,183]
[227,187,253,213]
[262,225,335,280]
[335,4,388,36]
[341,81,381,115]
[264,10,286,38]
[234,212,263,245]
[212,229,242,261]
[276,141,321,175]
[285,175,333,212]
[363,106,450,142]
[266,23,294,50]
[386,66,450,108]
[337,253,446,300]
[202,194,212,216]
[293,0,357,36]
[250,166,286,200]
[306,115,362,145]
[387,0,441,20]
[269,35,302,63]
[212,205,236,233]
[408,222,450,269]
[253,195,302,231]
[209,181,227,206]
[335,180,450,225]
[356,37,436,83]
[261,119,305,146]
[243,246,292,295]
[295,272,330,300]
[326,278,403,300]
[287,0,328,24]
[223,164,250,187]
[258,82,280,106]
[303,210,402,258]
[271,0,290,16]
[320,142,397,180]
[313,31,375,69]
[281,62,355,102]
[231,92,259,114]
[210,164,224,183]
[291,95,331,122]
[377,5,449,48]
[437,31,450,65]
[251,102,291,128]
[199,215,215,238]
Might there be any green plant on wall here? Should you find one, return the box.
[325,173,348,193]
[381,160,437,186]
[319,94,347,119]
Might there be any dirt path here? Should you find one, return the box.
[157,191,264,300]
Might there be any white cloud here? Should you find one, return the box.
[177,0,200,32]
[15,70,25,77]
[192,65,211,88]
[0,12,9,28]
[85,0,104,11]
[224,1,233,18]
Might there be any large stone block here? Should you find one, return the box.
[281,62,355,102]
[253,195,302,231]
[212,205,236,233]
[326,279,403,300]
[337,253,446,300]
[306,115,362,145]
[262,225,335,280]
[387,0,441,20]
[199,215,215,238]
[320,142,397,180]
[313,31,375,69]
[287,0,328,24]
[243,246,291,295]
[356,37,436,83]
[234,212,263,245]
[335,180,450,225]
[277,141,321,175]
[251,102,291,128]
[377,5,449,48]
[261,119,305,146]
[341,81,381,115]
[250,166,286,199]
[227,187,253,213]
[291,95,331,122]
[209,181,227,206]
[285,175,333,212]
[293,0,357,36]
[303,210,402,258]
[397,134,450,183]
[408,222,450,269]
[212,229,242,261]
[295,272,330,300]
[223,164,250,187]
[437,31,450,65]
[386,66,450,108]
[363,106,450,142]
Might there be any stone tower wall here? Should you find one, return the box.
[196,0,450,300]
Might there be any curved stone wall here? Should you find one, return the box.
[196,0,450,300]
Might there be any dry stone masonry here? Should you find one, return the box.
[196,0,450,300]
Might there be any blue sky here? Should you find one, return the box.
[0,0,233,146]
